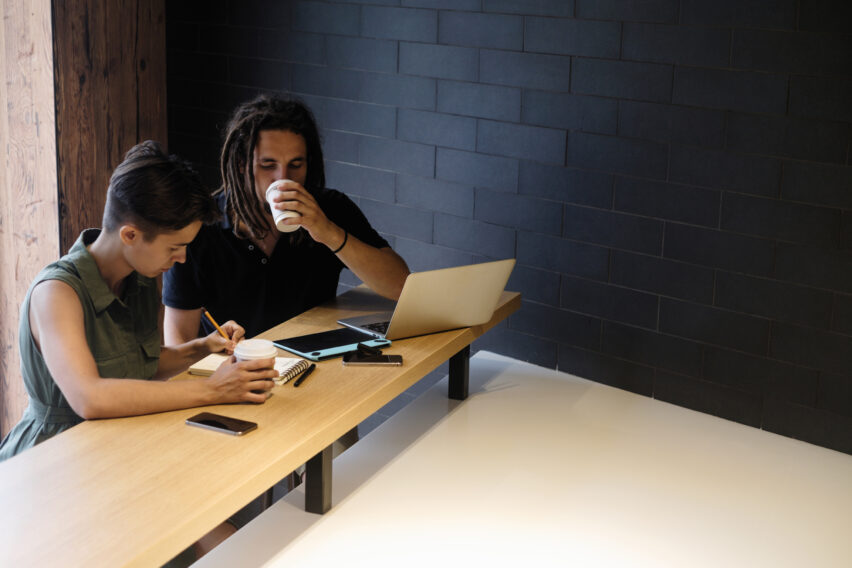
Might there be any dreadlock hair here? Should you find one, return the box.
[218,94,326,241]
[103,140,219,240]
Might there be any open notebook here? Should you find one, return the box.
[189,353,309,386]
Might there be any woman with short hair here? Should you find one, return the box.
[0,140,278,463]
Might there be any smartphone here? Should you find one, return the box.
[186,412,258,436]
[342,352,403,366]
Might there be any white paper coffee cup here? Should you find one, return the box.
[233,338,278,368]
[266,180,301,233]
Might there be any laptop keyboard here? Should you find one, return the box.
[363,321,390,334]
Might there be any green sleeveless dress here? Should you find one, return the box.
[0,229,161,462]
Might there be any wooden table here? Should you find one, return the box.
[0,287,520,567]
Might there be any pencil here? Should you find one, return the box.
[202,308,229,340]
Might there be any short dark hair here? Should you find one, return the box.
[218,95,325,241]
[103,140,219,240]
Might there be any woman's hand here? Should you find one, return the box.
[204,320,246,355]
[206,356,278,404]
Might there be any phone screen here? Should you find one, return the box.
[186,412,258,436]
[342,352,403,366]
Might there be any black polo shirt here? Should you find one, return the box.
[163,189,389,338]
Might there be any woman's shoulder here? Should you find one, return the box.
[36,256,83,289]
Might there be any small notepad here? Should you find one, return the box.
[189,353,310,385]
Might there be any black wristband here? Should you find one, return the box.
[331,229,348,254]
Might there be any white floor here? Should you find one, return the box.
[196,352,852,567]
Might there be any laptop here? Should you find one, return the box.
[337,258,515,340]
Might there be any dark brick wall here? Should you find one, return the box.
[165,0,852,454]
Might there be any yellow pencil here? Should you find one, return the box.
[202,308,229,340]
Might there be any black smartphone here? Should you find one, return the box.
[185,412,258,436]
[342,352,403,366]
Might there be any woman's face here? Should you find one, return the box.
[252,129,308,203]
[125,221,202,278]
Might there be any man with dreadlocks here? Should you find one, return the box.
[163,95,409,343]
[161,94,410,550]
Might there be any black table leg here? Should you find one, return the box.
[448,345,470,400]
[261,487,274,510]
[305,445,332,514]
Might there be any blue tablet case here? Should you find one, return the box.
[272,328,391,361]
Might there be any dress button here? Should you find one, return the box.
[261,258,267,264]
[248,245,254,250]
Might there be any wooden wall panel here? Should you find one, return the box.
[0,0,61,437]
[1,0,166,438]
[54,0,167,254]
[137,1,168,148]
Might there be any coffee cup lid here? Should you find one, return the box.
[234,338,278,359]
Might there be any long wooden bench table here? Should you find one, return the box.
[0,288,520,567]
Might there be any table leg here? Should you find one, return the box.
[305,445,332,514]
[261,487,274,510]
[448,345,470,400]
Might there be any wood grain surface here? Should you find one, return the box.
[0,288,520,567]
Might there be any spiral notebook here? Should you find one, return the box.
[189,353,310,386]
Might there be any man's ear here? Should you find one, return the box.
[118,224,140,246]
